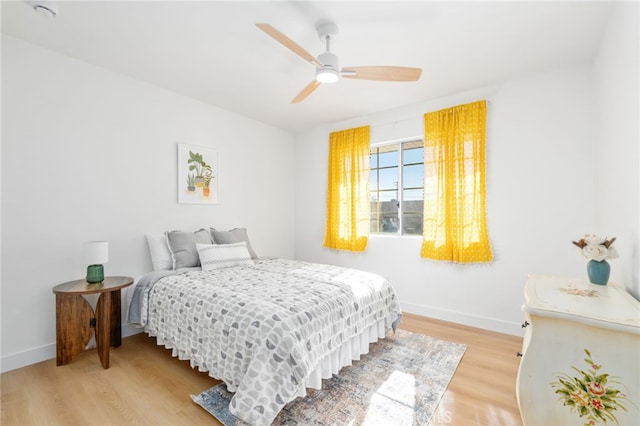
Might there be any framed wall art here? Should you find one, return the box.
[177,143,219,204]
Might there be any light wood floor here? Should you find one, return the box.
[1,313,523,425]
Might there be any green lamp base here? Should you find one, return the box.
[86,264,104,283]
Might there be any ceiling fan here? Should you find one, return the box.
[256,22,422,104]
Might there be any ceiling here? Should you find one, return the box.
[1,1,613,133]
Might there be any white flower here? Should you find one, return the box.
[584,234,606,245]
[582,244,609,262]
[573,234,618,261]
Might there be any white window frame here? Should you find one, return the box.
[369,137,424,237]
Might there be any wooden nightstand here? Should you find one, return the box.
[53,276,133,369]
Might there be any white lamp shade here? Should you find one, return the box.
[82,241,109,265]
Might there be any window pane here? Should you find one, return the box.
[380,213,399,233]
[403,146,424,165]
[370,213,399,233]
[369,170,378,188]
[403,188,423,202]
[370,194,399,234]
[403,164,424,189]
[402,209,423,234]
[402,189,423,235]
[379,190,397,202]
[378,167,398,191]
[378,150,398,168]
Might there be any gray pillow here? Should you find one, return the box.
[166,228,212,269]
[209,227,258,259]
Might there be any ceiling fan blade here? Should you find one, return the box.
[291,80,321,104]
[256,23,323,68]
[341,66,422,82]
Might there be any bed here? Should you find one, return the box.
[128,229,402,425]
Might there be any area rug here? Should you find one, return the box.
[192,329,466,425]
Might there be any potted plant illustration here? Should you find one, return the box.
[202,163,213,197]
[187,150,205,187]
[185,173,196,192]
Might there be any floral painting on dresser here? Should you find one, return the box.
[178,143,219,204]
[551,349,631,425]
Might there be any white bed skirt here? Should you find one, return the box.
[295,314,396,397]
[152,314,397,399]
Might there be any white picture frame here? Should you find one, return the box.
[177,143,219,204]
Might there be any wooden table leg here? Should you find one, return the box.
[55,294,93,366]
[110,289,122,348]
[95,289,123,368]
[95,292,111,369]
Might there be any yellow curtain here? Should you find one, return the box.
[323,125,370,252]
[421,101,492,262]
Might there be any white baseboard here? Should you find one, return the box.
[400,300,525,337]
[1,342,56,373]
[0,325,143,373]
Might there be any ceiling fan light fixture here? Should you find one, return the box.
[257,22,422,103]
[316,68,339,84]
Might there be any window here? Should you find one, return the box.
[369,140,424,235]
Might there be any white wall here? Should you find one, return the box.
[294,65,599,336]
[593,1,640,299]
[294,3,639,336]
[1,36,295,372]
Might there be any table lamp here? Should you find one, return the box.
[82,241,108,283]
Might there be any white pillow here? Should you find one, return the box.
[197,242,254,271]
[145,234,173,271]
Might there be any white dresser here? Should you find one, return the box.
[516,275,640,426]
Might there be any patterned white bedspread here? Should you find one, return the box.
[140,258,401,425]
